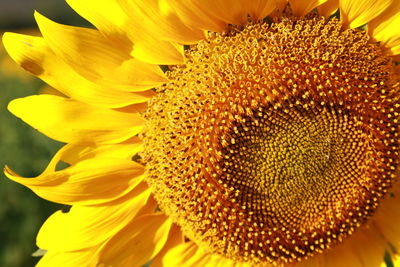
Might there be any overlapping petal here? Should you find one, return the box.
[2,32,157,107]
[35,12,168,91]
[160,241,252,267]
[392,255,400,267]
[245,0,278,21]
[98,213,173,267]
[8,95,144,144]
[288,0,328,16]
[167,0,227,32]
[117,0,204,44]
[339,0,393,28]
[374,192,400,250]
[318,0,339,17]
[36,250,98,267]
[348,225,389,267]
[5,156,145,205]
[61,137,143,165]
[66,0,185,65]
[36,183,153,252]
[154,242,199,267]
[152,225,184,267]
[368,0,400,56]
[161,242,212,267]
[188,0,249,25]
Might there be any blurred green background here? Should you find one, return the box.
[0,1,87,266]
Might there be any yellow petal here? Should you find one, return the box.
[318,0,339,17]
[320,227,388,267]
[160,241,251,267]
[66,0,128,38]
[392,254,400,267]
[2,32,157,107]
[209,256,251,267]
[190,0,249,25]
[66,0,184,65]
[368,0,400,56]
[152,224,184,267]
[349,224,388,267]
[167,0,227,32]
[246,0,277,20]
[323,243,363,267]
[118,0,205,44]
[61,137,143,165]
[276,0,289,12]
[8,95,144,144]
[98,213,172,267]
[5,156,145,205]
[162,241,212,267]
[36,183,152,251]
[129,31,185,65]
[36,250,98,267]
[339,0,393,28]
[39,85,66,97]
[289,0,329,16]
[34,13,169,90]
[375,192,400,250]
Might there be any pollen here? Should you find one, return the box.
[142,14,399,265]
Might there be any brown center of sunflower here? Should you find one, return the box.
[142,14,399,265]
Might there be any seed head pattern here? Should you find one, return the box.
[142,15,399,265]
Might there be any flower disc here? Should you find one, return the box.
[143,15,399,265]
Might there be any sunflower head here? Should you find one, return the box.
[143,11,399,265]
[2,0,400,266]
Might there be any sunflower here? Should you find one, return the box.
[2,0,400,266]
[0,29,37,81]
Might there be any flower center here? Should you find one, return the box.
[142,14,399,265]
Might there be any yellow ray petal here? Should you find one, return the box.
[34,13,169,89]
[118,0,205,44]
[374,192,400,250]
[66,0,185,65]
[98,213,172,267]
[36,250,98,267]
[349,224,388,267]
[8,95,144,144]
[295,256,323,267]
[5,156,145,205]
[209,254,252,267]
[2,32,158,107]
[368,0,400,56]
[276,0,289,12]
[167,0,227,32]
[312,222,388,267]
[339,0,393,28]
[322,236,364,267]
[162,241,213,266]
[160,241,251,267]
[151,225,184,267]
[129,30,185,65]
[246,0,277,20]
[36,183,152,252]
[318,0,339,17]
[392,255,400,267]
[39,85,66,97]
[66,0,128,39]
[61,137,143,165]
[289,0,329,16]
[35,11,128,74]
[190,0,249,25]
